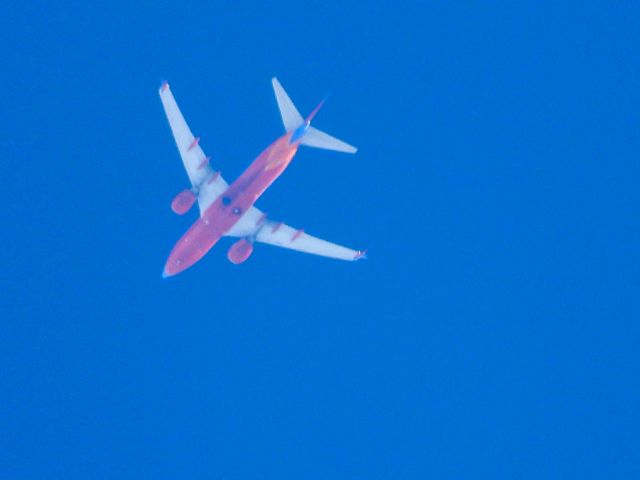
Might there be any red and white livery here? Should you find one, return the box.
[160,78,365,277]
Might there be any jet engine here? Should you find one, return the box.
[171,189,197,215]
[227,239,254,264]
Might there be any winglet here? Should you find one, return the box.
[354,250,368,261]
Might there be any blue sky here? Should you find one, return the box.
[2,2,638,478]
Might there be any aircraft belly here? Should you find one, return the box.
[164,137,297,276]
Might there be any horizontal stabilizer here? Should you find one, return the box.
[272,77,304,132]
[272,77,357,154]
[300,126,357,154]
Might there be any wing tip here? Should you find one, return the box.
[354,250,368,261]
[159,81,170,94]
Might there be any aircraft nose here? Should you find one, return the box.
[162,257,185,278]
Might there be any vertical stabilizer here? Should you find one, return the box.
[272,78,304,132]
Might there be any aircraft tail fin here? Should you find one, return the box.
[271,77,357,154]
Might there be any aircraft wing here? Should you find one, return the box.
[159,83,229,215]
[226,206,365,261]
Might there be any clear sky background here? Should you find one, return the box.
[2,2,638,478]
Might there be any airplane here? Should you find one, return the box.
[159,78,366,277]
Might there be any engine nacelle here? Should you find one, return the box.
[227,239,254,264]
[171,189,197,215]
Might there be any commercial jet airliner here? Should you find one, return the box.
[160,78,365,277]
